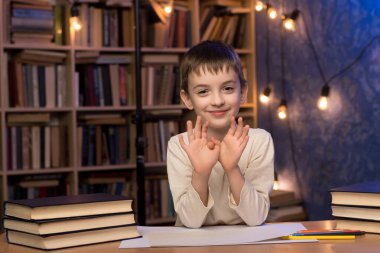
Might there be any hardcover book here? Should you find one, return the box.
[3,212,136,235]
[4,193,133,220]
[330,181,380,207]
[6,225,141,250]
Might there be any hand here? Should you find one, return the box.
[219,117,249,172]
[179,116,220,180]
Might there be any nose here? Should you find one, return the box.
[211,92,225,106]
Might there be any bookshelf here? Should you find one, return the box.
[0,0,257,226]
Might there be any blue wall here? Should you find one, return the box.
[255,1,380,220]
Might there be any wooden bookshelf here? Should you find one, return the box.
[0,0,257,225]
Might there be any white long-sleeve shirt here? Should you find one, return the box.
[167,128,274,228]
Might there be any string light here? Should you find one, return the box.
[273,171,279,190]
[70,4,81,31]
[255,1,266,12]
[317,84,330,110]
[282,10,299,31]
[267,5,277,19]
[163,0,173,14]
[260,87,271,104]
[277,99,287,119]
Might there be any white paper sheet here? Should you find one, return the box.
[119,223,317,248]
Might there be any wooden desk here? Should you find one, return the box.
[1,220,379,253]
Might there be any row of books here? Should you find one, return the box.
[80,176,135,197]
[7,122,68,171]
[266,190,307,222]
[144,120,180,163]
[72,3,134,47]
[76,62,134,107]
[3,193,140,250]
[8,174,68,200]
[141,54,181,106]
[8,50,67,108]
[145,177,175,220]
[77,120,136,166]
[9,0,65,45]
[141,3,192,48]
[200,5,248,48]
[330,181,380,234]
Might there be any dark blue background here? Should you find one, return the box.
[255,0,380,220]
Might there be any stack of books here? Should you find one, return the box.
[266,190,307,222]
[330,181,380,234]
[10,0,57,45]
[3,193,141,250]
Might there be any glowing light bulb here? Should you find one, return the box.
[277,100,287,120]
[283,18,295,31]
[164,5,172,14]
[267,7,277,19]
[259,87,271,104]
[260,94,270,104]
[318,85,330,111]
[70,16,81,31]
[273,180,279,190]
[318,96,328,110]
[255,1,265,12]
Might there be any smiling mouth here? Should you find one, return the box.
[209,110,228,116]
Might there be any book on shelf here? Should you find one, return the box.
[6,225,140,250]
[76,63,134,107]
[8,174,68,200]
[267,190,306,222]
[80,171,135,196]
[4,193,133,220]
[141,2,191,48]
[72,2,133,47]
[3,212,136,235]
[9,0,60,45]
[8,54,67,108]
[145,177,175,221]
[77,123,133,166]
[266,205,306,222]
[330,181,380,234]
[199,3,247,48]
[7,114,68,171]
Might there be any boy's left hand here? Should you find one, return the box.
[219,117,249,172]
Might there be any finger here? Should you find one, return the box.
[240,135,249,150]
[227,116,237,135]
[234,117,244,138]
[201,121,209,139]
[207,140,215,150]
[179,135,188,151]
[239,125,250,143]
[210,137,221,145]
[187,120,194,141]
[194,115,202,139]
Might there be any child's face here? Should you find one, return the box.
[180,66,247,131]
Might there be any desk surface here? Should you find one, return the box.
[1,220,379,253]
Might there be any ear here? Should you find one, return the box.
[240,84,248,104]
[180,90,194,110]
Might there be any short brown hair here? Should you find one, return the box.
[180,40,246,94]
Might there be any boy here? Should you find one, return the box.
[167,41,274,228]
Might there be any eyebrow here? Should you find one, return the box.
[192,80,237,89]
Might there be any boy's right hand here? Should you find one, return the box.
[179,116,220,180]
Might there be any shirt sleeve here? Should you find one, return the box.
[228,129,274,226]
[166,135,214,228]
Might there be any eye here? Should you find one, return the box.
[223,86,235,93]
[196,89,208,96]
